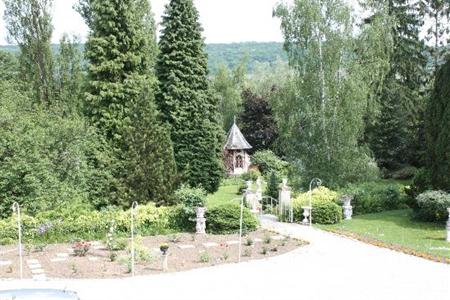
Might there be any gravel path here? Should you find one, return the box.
[1,218,449,300]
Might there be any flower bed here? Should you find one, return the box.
[0,229,307,279]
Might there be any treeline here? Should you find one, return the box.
[0,42,287,74]
[213,0,450,193]
[0,0,223,217]
[0,0,449,218]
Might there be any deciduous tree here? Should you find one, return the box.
[3,0,54,105]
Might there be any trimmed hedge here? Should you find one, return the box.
[413,190,450,223]
[292,187,342,225]
[340,182,406,215]
[206,203,258,234]
[0,201,260,245]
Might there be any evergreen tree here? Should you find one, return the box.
[266,171,280,200]
[3,0,54,105]
[156,0,223,193]
[239,89,278,153]
[425,57,450,191]
[421,0,450,77]
[368,0,428,169]
[78,0,177,206]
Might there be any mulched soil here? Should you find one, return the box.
[0,229,308,279]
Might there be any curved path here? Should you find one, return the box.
[1,219,449,300]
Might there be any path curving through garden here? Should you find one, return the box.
[1,218,449,300]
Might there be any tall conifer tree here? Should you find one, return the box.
[78,0,177,206]
[156,0,223,193]
[425,57,450,191]
[368,0,428,168]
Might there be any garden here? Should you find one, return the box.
[1,0,450,287]
[0,228,304,279]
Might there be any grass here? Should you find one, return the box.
[319,209,450,259]
[206,178,267,208]
[206,183,241,207]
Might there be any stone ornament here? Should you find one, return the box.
[279,178,293,222]
[446,208,450,242]
[342,195,353,220]
[302,206,311,225]
[246,180,253,190]
[195,207,206,234]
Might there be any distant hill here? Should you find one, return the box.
[206,42,287,73]
[0,42,287,74]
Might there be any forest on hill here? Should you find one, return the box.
[0,42,287,74]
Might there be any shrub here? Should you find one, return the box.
[405,168,433,202]
[292,187,342,224]
[199,251,210,263]
[265,172,281,200]
[174,185,207,208]
[173,185,207,230]
[251,150,289,177]
[413,191,450,223]
[391,166,418,180]
[0,203,181,245]
[241,170,261,182]
[295,186,339,203]
[237,181,247,195]
[293,200,342,225]
[341,181,406,215]
[206,203,258,234]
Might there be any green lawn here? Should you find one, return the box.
[319,209,450,259]
[206,184,241,207]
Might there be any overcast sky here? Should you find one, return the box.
[0,0,298,45]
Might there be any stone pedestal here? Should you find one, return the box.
[255,178,262,204]
[342,195,353,220]
[302,206,311,225]
[343,206,353,220]
[278,179,292,222]
[447,208,450,243]
[246,180,253,191]
[161,254,168,272]
[245,191,260,214]
[195,207,206,234]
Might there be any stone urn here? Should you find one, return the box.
[342,195,353,220]
[195,207,206,234]
[302,206,311,225]
[342,195,352,207]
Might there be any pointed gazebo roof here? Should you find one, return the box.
[224,120,252,150]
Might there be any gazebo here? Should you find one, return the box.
[224,120,252,175]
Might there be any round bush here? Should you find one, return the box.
[414,190,450,223]
[206,203,258,234]
[292,187,342,224]
[293,201,342,225]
